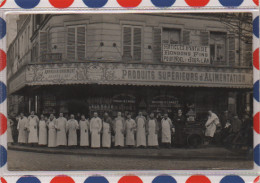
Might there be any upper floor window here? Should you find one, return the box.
[67,25,86,60]
[162,28,181,44]
[210,32,227,64]
[122,26,142,62]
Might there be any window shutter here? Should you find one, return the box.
[77,26,86,60]
[153,28,162,62]
[243,43,252,66]
[133,27,142,61]
[67,27,76,60]
[200,31,209,46]
[123,26,132,60]
[183,30,190,45]
[39,31,48,62]
[228,34,235,66]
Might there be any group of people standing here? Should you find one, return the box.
[8,110,188,148]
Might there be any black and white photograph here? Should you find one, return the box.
[6,13,254,171]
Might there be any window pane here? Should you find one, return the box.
[162,28,180,44]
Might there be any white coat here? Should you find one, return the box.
[55,117,67,146]
[161,118,172,143]
[147,118,159,146]
[102,122,111,148]
[48,120,56,147]
[90,117,102,148]
[7,119,14,143]
[136,116,146,147]
[114,117,125,147]
[17,117,28,143]
[66,119,79,146]
[38,120,47,145]
[79,119,89,146]
[205,113,220,137]
[125,118,136,146]
[27,115,39,143]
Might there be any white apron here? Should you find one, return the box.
[125,119,136,146]
[48,121,56,147]
[90,117,102,148]
[38,120,47,145]
[148,119,158,146]
[102,122,111,148]
[27,116,39,143]
[114,117,124,147]
[67,119,79,146]
[205,113,220,137]
[80,120,89,146]
[136,117,146,147]
[161,118,171,143]
[17,117,28,143]
[56,117,67,146]
[7,119,13,143]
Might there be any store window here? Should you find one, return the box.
[210,32,227,64]
[122,26,142,62]
[67,25,86,60]
[162,28,181,44]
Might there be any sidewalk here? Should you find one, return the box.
[8,144,252,161]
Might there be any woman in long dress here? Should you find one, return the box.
[79,115,89,147]
[17,113,28,144]
[48,114,57,148]
[114,112,125,148]
[147,113,159,148]
[7,118,14,144]
[90,112,102,148]
[66,114,79,147]
[125,113,136,147]
[102,112,111,148]
[27,111,39,145]
[136,112,146,148]
[38,114,47,146]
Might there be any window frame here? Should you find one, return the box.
[162,27,182,45]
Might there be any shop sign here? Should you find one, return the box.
[162,44,210,64]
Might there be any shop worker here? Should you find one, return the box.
[136,112,147,148]
[125,113,136,147]
[79,114,90,147]
[161,113,173,148]
[102,112,112,148]
[55,112,67,147]
[114,112,125,148]
[7,117,14,144]
[231,114,242,133]
[17,112,28,144]
[205,110,220,145]
[38,114,47,146]
[48,114,57,147]
[147,112,159,148]
[27,111,39,146]
[174,109,186,147]
[67,114,79,147]
[221,110,231,128]
[90,112,102,148]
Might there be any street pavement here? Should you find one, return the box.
[7,145,253,171]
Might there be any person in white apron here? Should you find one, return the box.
[147,112,159,148]
[102,112,112,148]
[55,113,67,147]
[136,112,147,148]
[205,110,220,145]
[27,111,39,146]
[90,112,102,148]
[79,114,89,147]
[161,113,173,148]
[125,113,136,147]
[7,117,14,144]
[38,114,47,146]
[113,112,125,148]
[66,114,79,147]
[48,114,57,148]
[17,113,28,144]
